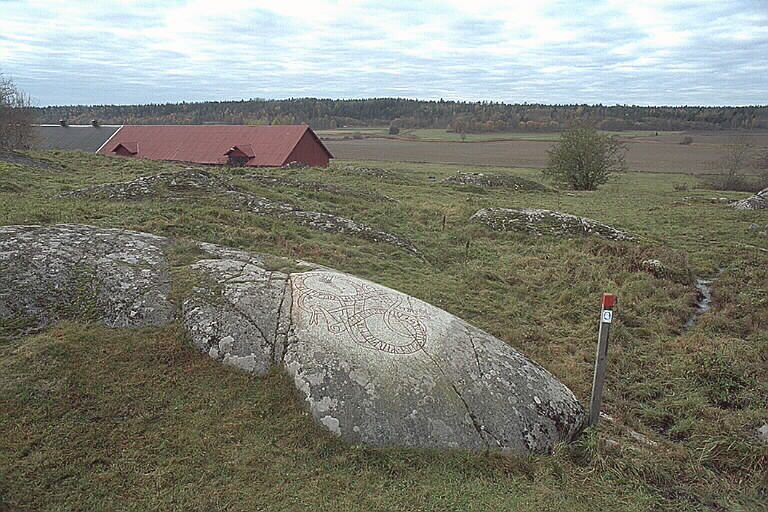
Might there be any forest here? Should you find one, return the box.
[35,98,768,132]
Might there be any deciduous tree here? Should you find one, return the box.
[543,123,627,190]
[0,74,35,150]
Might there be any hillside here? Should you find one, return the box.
[36,98,768,132]
[1,151,766,511]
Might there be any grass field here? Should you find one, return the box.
[1,151,767,511]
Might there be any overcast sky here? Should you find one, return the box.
[1,0,766,107]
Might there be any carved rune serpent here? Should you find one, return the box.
[293,273,428,354]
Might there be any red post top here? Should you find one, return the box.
[602,293,615,308]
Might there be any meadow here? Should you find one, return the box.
[0,150,766,511]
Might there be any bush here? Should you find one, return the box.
[352,132,363,140]
[388,126,400,135]
[680,136,693,145]
[542,123,627,190]
[699,174,768,192]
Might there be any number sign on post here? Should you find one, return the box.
[589,293,615,427]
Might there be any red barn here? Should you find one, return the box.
[98,125,333,167]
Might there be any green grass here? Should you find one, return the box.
[1,150,767,511]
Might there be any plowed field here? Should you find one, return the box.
[326,131,768,174]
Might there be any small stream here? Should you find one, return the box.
[683,276,717,329]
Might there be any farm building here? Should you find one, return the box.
[33,122,122,152]
[97,125,332,167]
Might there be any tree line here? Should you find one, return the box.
[35,99,768,133]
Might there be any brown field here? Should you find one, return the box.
[326,131,768,174]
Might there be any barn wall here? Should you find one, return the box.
[283,131,330,167]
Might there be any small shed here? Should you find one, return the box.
[98,125,333,167]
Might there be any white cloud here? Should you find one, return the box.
[0,0,766,105]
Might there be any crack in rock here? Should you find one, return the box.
[1,224,585,453]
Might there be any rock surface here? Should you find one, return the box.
[0,224,174,335]
[471,208,634,241]
[0,150,57,170]
[339,165,392,178]
[57,169,419,256]
[441,172,551,191]
[0,224,585,452]
[242,174,398,203]
[731,187,768,209]
[680,196,736,204]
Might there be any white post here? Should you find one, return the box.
[589,293,614,427]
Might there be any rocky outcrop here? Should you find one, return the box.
[241,174,398,202]
[441,172,551,191]
[339,165,392,178]
[679,196,737,204]
[471,208,634,241]
[0,224,585,453]
[0,225,174,335]
[0,150,57,170]
[731,187,768,209]
[56,169,419,256]
[56,168,232,200]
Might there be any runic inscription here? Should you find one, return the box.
[293,273,428,354]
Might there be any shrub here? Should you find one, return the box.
[680,136,693,145]
[542,123,627,190]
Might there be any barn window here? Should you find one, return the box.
[224,145,255,167]
[113,142,138,157]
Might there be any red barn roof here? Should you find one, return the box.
[98,125,333,167]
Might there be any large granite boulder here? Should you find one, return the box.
[0,224,585,452]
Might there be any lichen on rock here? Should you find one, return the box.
[0,224,174,336]
[56,168,420,257]
[1,224,585,453]
[471,207,634,241]
[441,172,552,191]
[731,187,768,209]
[242,174,398,203]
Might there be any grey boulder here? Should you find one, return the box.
[1,224,584,453]
[0,224,174,334]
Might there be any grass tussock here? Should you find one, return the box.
[1,150,767,511]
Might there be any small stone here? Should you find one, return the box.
[758,424,768,444]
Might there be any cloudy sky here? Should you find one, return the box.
[1,0,766,106]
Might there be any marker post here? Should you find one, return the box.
[589,293,615,427]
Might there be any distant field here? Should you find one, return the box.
[402,129,681,142]
[326,131,768,174]
[316,127,683,142]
